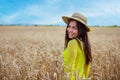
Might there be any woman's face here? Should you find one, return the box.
[67,20,78,39]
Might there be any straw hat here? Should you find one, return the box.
[62,12,92,32]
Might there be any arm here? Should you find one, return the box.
[64,39,78,74]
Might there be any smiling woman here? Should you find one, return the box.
[67,20,78,39]
[62,12,92,80]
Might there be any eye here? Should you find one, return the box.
[72,26,77,30]
[68,25,71,28]
[67,25,71,29]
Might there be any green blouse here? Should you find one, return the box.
[63,39,90,80]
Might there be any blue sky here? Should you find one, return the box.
[0,0,120,26]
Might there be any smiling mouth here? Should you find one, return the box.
[68,34,74,37]
[69,33,73,36]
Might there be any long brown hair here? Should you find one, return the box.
[64,19,92,65]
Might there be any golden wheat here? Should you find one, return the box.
[0,26,120,80]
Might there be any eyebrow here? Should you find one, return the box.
[68,25,77,28]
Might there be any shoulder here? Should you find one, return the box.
[68,39,78,46]
[68,38,84,50]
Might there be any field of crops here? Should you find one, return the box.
[0,26,120,80]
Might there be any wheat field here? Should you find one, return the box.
[0,26,120,80]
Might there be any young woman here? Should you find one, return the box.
[62,13,92,80]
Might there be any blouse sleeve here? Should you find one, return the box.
[65,39,78,71]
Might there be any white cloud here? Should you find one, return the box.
[1,13,21,24]
[86,2,120,17]
[0,4,66,24]
[0,0,120,25]
[0,5,44,24]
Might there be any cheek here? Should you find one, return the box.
[74,30,78,36]
[66,28,69,32]
[66,28,69,34]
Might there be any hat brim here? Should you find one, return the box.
[62,16,92,32]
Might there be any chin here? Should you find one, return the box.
[69,36,74,39]
[69,36,77,39]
